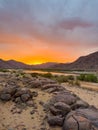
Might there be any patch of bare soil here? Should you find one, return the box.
[62,83,98,108]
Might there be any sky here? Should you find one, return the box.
[0,0,98,64]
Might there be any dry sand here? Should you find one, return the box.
[63,83,98,108]
[0,89,61,130]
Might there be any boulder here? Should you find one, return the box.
[0,86,17,96]
[42,84,64,91]
[14,97,22,103]
[63,114,94,130]
[26,100,34,107]
[0,93,11,101]
[63,108,98,130]
[48,115,64,126]
[32,91,38,97]
[71,100,89,110]
[76,108,98,128]
[50,102,71,116]
[50,91,77,105]
[14,88,32,98]
[21,94,30,102]
[28,80,42,88]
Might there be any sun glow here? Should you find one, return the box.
[28,61,43,65]
[33,62,42,65]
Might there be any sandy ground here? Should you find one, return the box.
[0,89,61,130]
[62,83,98,108]
[80,81,98,91]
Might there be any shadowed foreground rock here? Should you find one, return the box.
[0,86,34,105]
[63,108,98,130]
[46,89,98,130]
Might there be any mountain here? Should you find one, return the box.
[32,62,58,69]
[0,60,57,69]
[52,51,98,71]
[0,51,98,70]
[0,59,31,69]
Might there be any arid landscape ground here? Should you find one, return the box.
[0,70,98,130]
[0,1,98,130]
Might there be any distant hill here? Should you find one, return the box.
[0,59,31,69]
[0,59,57,69]
[52,51,98,71]
[0,51,98,70]
[32,62,58,69]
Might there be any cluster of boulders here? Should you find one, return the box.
[26,77,57,89]
[0,86,37,107]
[46,89,98,130]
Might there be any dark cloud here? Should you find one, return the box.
[57,18,93,30]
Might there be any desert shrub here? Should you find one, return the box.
[74,80,81,86]
[68,80,74,86]
[77,74,98,83]
[67,75,74,80]
[0,69,9,72]
[54,75,69,83]
[16,73,20,77]
[41,73,53,78]
[31,72,39,77]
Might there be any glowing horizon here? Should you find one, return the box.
[0,0,98,64]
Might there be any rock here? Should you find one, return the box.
[42,84,64,91]
[21,94,30,102]
[0,93,11,101]
[26,100,34,107]
[8,128,15,130]
[71,100,89,110]
[39,78,56,86]
[39,101,44,106]
[48,115,64,126]
[14,88,32,98]
[32,91,38,97]
[50,91,77,105]
[54,102,71,111]
[63,108,98,130]
[0,86,17,96]
[76,108,98,128]
[50,106,63,116]
[22,128,27,130]
[28,81,42,88]
[16,108,22,114]
[50,102,71,116]
[63,114,94,130]
[30,110,35,115]
[14,97,22,103]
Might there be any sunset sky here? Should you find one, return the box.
[0,0,98,64]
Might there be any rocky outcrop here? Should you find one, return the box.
[46,88,98,129]
[0,87,34,105]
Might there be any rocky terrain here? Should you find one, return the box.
[0,71,98,130]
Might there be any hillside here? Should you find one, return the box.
[0,60,57,69]
[0,51,98,70]
[52,51,98,70]
[0,59,31,69]
[32,62,58,69]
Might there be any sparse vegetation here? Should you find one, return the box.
[0,69,10,72]
[77,74,98,83]
[30,72,75,84]
[31,72,39,77]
